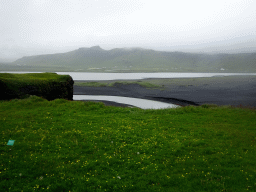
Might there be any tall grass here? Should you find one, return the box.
[0,96,255,191]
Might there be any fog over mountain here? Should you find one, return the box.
[1,39,256,62]
[1,0,256,62]
[1,46,252,73]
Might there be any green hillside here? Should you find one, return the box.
[2,46,256,72]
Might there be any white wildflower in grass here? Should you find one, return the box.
[117,176,121,179]
[137,152,140,155]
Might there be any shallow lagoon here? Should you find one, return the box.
[3,72,256,108]
[73,95,179,109]
[57,72,256,81]
[2,71,256,80]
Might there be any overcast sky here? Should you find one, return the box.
[1,0,256,60]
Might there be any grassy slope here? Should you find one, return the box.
[0,96,256,191]
[7,47,256,72]
[0,72,69,81]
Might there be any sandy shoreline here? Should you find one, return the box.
[73,76,256,108]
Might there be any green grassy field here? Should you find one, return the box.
[0,72,69,81]
[1,96,256,191]
[74,81,161,89]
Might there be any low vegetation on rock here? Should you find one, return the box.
[0,73,73,100]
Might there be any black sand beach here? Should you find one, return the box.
[73,76,256,108]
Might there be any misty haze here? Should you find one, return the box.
[1,1,256,191]
[0,46,255,73]
[0,0,256,64]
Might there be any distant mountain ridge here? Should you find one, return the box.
[10,46,256,72]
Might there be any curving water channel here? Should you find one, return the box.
[73,95,179,109]
[3,72,256,109]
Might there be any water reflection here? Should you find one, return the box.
[73,95,179,109]
[2,71,255,81]
[58,72,256,81]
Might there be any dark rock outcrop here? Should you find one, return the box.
[0,73,74,101]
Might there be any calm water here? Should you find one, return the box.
[57,72,256,80]
[73,95,179,109]
[2,71,256,80]
[3,71,256,109]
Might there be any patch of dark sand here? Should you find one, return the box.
[74,76,256,107]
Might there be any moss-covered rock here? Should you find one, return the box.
[0,73,74,100]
